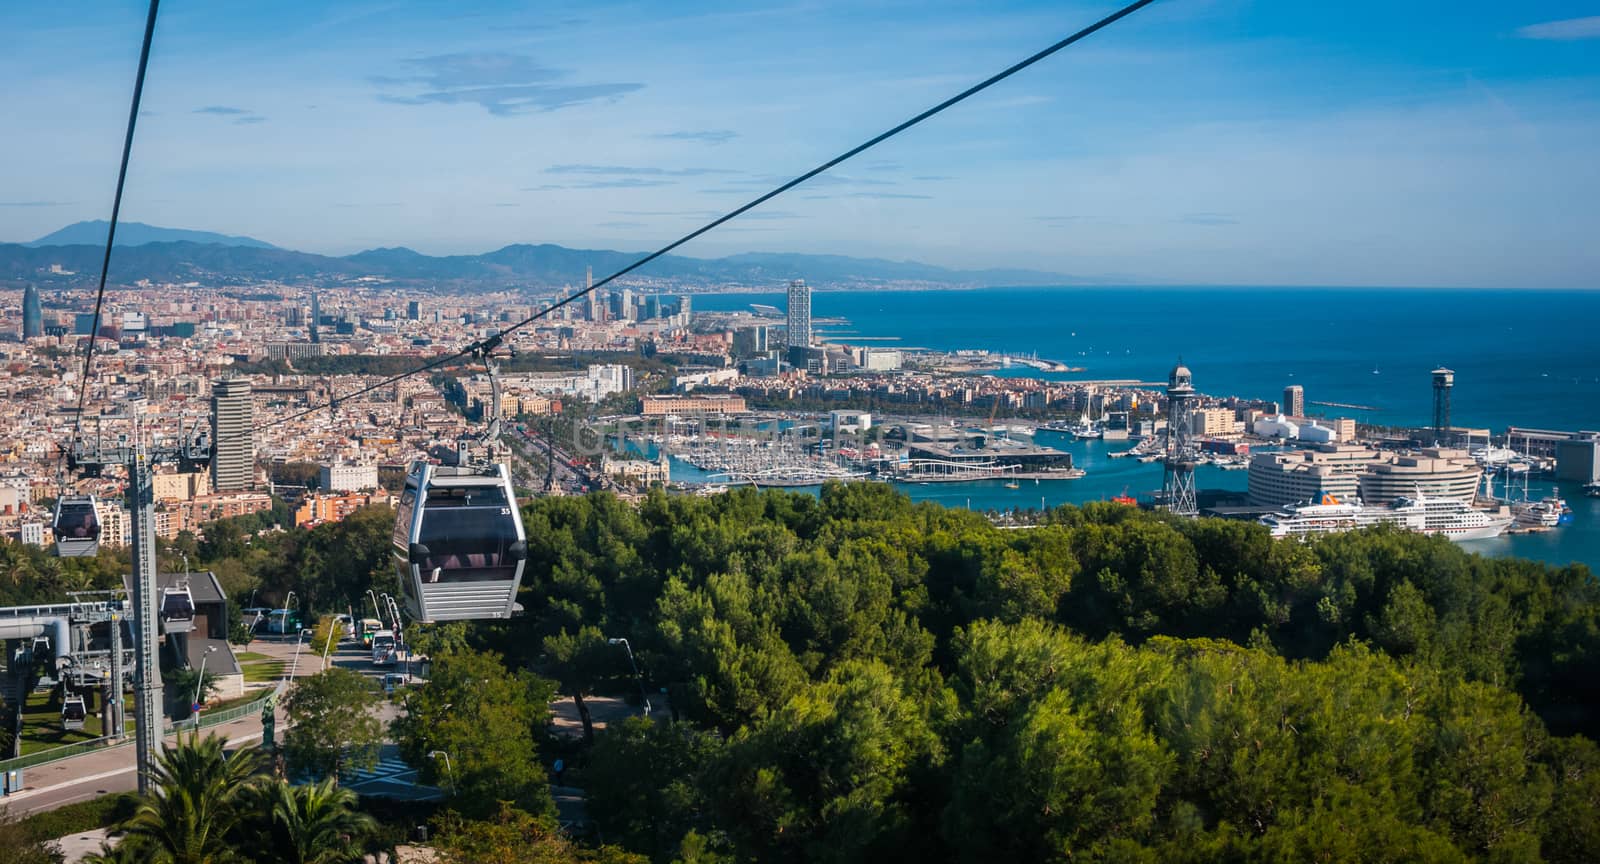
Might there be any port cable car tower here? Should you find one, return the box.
[1161,360,1199,517]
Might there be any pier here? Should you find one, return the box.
[1310,400,1383,412]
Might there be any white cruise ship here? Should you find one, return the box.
[1260,493,1511,542]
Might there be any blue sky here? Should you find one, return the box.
[2,1,1597,287]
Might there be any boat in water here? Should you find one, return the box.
[1260,493,1512,541]
[1067,420,1102,440]
[1512,495,1571,529]
[1585,481,1600,499]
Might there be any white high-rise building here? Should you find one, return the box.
[94,500,132,548]
[211,377,255,492]
[19,522,46,547]
[320,462,380,492]
[786,279,812,349]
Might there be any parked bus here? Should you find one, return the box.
[267,609,301,636]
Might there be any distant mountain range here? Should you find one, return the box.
[1,221,1091,291]
[26,220,280,249]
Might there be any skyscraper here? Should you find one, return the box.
[21,284,43,339]
[785,279,811,349]
[309,292,321,343]
[407,300,420,320]
[1283,384,1304,417]
[211,377,255,492]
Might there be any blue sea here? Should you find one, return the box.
[690,286,1600,569]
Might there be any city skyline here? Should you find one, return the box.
[2,2,1598,289]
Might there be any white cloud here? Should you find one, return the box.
[1516,16,1600,41]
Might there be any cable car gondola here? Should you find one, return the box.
[62,693,87,731]
[52,494,101,557]
[393,461,526,622]
[161,582,196,633]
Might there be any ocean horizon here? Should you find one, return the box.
[696,286,1600,432]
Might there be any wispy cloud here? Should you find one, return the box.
[494,202,520,208]
[375,52,642,115]
[596,220,646,229]
[195,105,267,125]
[574,178,676,189]
[650,130,739,145]
[721,173,894,189]
[610,209,722,218]
[1516,16,1600,40]
[526,178,678,190]
[547,164,737,177]
[1177,212,1239,226]
[913,175,953,182]
[803,192,933,200]
[0,201,75,207]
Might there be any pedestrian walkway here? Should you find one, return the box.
[2,710,270,817]
[341,754,416,788]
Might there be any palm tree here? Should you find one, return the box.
[81,837,154,863]
[262,776,376,864]
[121,732,264,864]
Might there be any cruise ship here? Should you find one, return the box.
[1260,493,1512,541]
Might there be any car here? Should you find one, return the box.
[382,673,406,694]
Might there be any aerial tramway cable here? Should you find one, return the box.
[71,0,162,441]
[223,0,1160,447]
[54,0,162,557]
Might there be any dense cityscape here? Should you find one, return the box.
[5,1,1600,863]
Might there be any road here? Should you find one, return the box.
[4,633,392,818]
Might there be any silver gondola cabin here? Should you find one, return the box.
[53,495,101,557]
[393,461,527,622]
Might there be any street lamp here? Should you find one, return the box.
[607,637,651,717]
[427,750,456,794]
[283,591,298,636]
[322,615,340,667]
[193,644,217,714]
[283,591,303,683]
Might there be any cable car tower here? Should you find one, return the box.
[1161,360,1199,517]
[67,418,212,793]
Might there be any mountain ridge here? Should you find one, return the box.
[27,220,279,249]
[3,222,1095,290]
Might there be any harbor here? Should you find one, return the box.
[653,428,1599,569]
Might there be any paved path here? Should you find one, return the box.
[4,634,378,818]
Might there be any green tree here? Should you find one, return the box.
[541,626,618,745]
[431,803,646,864]
[586,718,727,860]
[281,667,384,780]
[709,660,944,864]
[392,648,557,815]
[121,733,264,864]
[259,776,376,864]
